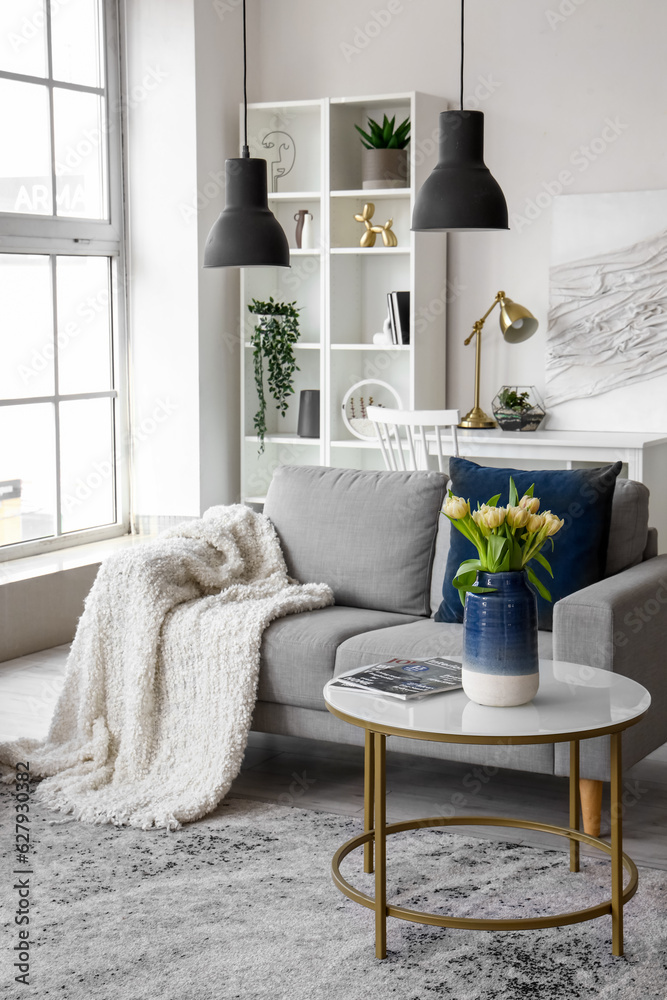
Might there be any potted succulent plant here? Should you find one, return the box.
[355,114,411,189]
[491,386,546,432]
[247,297,301,454]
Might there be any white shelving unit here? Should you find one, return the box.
[240,92,448,503]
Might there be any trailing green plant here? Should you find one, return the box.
[248,297,301,453]
[497,387,532,412]
[354,114,411,150]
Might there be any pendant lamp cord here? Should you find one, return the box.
[459,0,465,111]
[242,0,249,157]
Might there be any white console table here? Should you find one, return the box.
[433,428,667,553]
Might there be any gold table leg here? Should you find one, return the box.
[374,731,387,960]
[569,740,580,873]
[610,732,623,956]
[364,729,375,874]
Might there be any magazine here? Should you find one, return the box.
[328,657,462,700]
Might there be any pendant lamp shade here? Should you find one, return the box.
[411,111,508,232]
[203,157,290,268]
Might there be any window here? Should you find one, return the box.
[0,0,127,557]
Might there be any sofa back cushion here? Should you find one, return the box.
[264,465,447,615]
[605,478,650,576]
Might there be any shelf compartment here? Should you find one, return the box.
[266,197,322,252]
[330,191,412,249]
[330,252,411,345]
[244,348,321,438]
[242,256,321,345]
[243,437,323,501]
[329,349,411,443]
[329,97,412,192]
[247,104,322,194]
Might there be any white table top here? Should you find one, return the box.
[323,661,651,745]
[432,428,667,449]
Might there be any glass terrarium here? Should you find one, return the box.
[492,386,546,432]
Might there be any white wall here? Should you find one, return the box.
[253,0,667,427]
[123,0,244,518]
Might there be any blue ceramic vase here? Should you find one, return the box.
[462,570,539,707]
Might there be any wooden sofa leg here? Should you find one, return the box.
[580,778,603,837]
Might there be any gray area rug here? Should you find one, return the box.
[1,789,666,999]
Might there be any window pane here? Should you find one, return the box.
[0,254,54,399]
[0,402,55,543]
[54,89,106,219]
[59,397,114,533]
[56,256,112,394]
[0,79,52,215]
[51,0,103,88]
[0,0,47,78]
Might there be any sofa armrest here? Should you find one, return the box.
[553,554,667,682]
[552,555,667,779]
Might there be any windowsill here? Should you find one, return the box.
[0,532,155,586]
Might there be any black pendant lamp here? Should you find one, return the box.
[412,0,508,233]
[203,0,289,268]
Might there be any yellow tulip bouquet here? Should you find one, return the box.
[442,476,565,606]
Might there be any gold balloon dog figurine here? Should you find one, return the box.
[355,203,377,247]
[354,203,398,248]
[372,218,398,247]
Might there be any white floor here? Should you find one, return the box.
[2,644,666,870]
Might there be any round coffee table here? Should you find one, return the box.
[323,659,650,959]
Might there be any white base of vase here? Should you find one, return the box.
[462,669,539,707]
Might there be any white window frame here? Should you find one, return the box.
[0,0,129,562]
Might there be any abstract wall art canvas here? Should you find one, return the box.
[546,190,667,432]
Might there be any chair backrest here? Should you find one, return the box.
[367,406,460,473]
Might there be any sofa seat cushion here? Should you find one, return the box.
[263,465,447,615]
[335,618,554,674]
[258,606,422,710]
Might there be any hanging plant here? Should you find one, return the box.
[247,297,301,453]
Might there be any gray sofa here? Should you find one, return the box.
[253,464,666,791]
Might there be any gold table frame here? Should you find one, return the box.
[325,703,648,960]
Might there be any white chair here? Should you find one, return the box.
[367,406,460,473]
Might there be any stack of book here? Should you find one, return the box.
[328,656,462,700]
[386,291,410,345]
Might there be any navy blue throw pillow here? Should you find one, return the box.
[435,457,622,631]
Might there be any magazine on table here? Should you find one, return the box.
[329,657,462,700]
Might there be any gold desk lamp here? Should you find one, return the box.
[459,291,539,429]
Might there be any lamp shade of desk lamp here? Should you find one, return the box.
[499,298,539,343]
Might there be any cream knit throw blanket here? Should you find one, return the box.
[0,505,333,830]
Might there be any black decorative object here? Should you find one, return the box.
[203,0,289,269]
[492,386,546,432]
[411,0,508,233]
[297,390,320,438]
